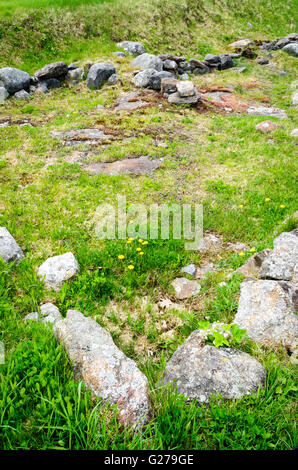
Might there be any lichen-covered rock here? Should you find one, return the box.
[161,77,178,95]
[234,279,298,351]
[131,53,163,72]
[132,68,156,88]
[0,67,31,94]
[247,106,288,119]
[86,63,116,89]
[229,39,255,49]
[259,230,298,281]
[163,332,266,403]
[236,249,272,277]
[255,120,278,133]
[54,309,152,426]
[14,89,30,100]
[168,90,200,105]
[0,227,24,263]
[176,80,195,97]
[171,277,201,299]
[34,61,68,80]
[181,264,196,277]
[37,252,79,290]
[0,87,9,104]
[117,41,145,56]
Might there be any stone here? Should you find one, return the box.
[54,309,151,426]
[162,59,178,71]
[235,66,247,73]
[37,252,79,290]
[179,73,189,80]
[255,120,278,133]
[168,90,200,105]
[38,78,61,93]
[13,89,30,100]
[86,63,116,89]
[24,312,39,323]
[256,57,269,65]
[290,80,298,90]
[0,67,31,94]
[171,277,201,299]
[181,264,196,277]
[131,53,163,72]
[0,227,24,263]
[83,155,160,176]
[0,87,9,104]
[236,249,272,277]
[113,51,126,58]
[247,106,288,119]
[290,128,298,137]
[292,92,298,105]
[159,54,186,63]
[229,39,255,49]
[199,233,222,252]
[132,68,156,88]
[161,77,178,95]
[219,54,234,70]
[117,41,145,56]
[259,230,298,281]
[67,68,84,81]
[282,43,298,57]
[50,128,113,146]
[203,54,221,67]
[35,61,68,80]
[234,279,298,351]
[24,303,62,325]
[176,80,195,97]
[147,71,173,91]
[163,332,266,403]
[114,91,149,111]
[195,263,216,279]
[107,73,120,85]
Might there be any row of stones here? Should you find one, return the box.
[2,224,296,426]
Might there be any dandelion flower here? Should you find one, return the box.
[139,251,144,255]
[239,252,245,257]
[118,255,125,260]
[128,265,134,270]
[142,241,148,245]
[136,247,141,251]
[239,204,244,208]
[138,239,143,243]
[127,240,132,244]
[250,248,256,253]
[280,204,285,208]
[265,198,271,202]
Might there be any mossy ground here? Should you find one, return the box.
[0,0,297,450]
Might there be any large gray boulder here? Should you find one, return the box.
[37,252,79,290]
[163,331,266,403]
[131,53,163,72]
[117,41,145,56]
[34,61,68,80]
[54,309,152,427]
[86,63,116,89]
[234,279,298,351]
[259,230,298,281]
[0,67,30,94]
[0,227,24,263]
[282,43,298,57]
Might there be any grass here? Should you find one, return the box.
[0,0,297,451]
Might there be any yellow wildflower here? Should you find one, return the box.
[265,198,271,202]
[128,265,134,270]
[239,204,244,208]
[136,247,141,251]
[139,251,144,255]
[280,204,285,208]
[142,241,148,245]
[239,252,245,257]
[250,248,256,253]
[118,255,125,260]
[138,239,143,243]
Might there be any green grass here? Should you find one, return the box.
[0,0,297,451]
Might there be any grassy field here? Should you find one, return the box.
[0,0,297,450]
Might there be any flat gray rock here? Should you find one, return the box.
[83,155,160,176]
[247,106,288,119]
[163,333,266,403]
[86,63,116,89]
[54,309,152,426]
[14,89,30,100]
[171,277,201,299]
[35,61,68,80]
[0,227,24,263]
[234,279,298,351]
[115,91,149,111]
[168,90,201,105]
[259,230,298,281]
[181,264,196,277]
[229,39,255,49]
[131,53,163,72]
[37,252,79,290]
[50,128,113,146]
[0,67,30,94]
